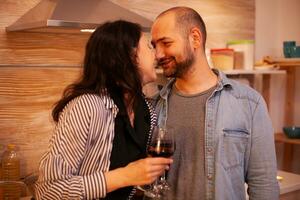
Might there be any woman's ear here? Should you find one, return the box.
[189,27,202,49]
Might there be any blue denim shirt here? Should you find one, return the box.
[155,70,279,200]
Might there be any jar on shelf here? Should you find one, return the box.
[210,48,234,71]
[227,40,254,70]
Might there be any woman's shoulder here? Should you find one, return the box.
[63,93,109,116]
[73,93,105,106]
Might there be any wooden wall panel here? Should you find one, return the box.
[112,0,255,49]
[0,0,254,177]
[0,31,88,64]
[0,0,254,65]
[0,66,81,175]
[0,0,89,65]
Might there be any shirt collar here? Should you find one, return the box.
[159,68,233,99]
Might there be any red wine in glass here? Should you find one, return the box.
[147,140,174,158]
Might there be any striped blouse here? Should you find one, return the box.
[35,93,155,200]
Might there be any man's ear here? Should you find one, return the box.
[189,27,202,49]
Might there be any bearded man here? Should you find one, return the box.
[151,6,279,200]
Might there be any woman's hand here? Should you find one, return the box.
[123,157,173,186]
[104,157,172,193]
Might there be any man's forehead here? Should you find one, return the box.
[153,13,175,28]
[151,16,175,39]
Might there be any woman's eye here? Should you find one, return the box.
[147,42,154,49]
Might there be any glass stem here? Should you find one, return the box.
[160,170,166,182]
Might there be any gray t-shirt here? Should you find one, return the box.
[164,84,215,200]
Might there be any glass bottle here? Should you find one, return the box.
[1,144,21,200]
[0,144,3,200]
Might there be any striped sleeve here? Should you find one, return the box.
[35,94,115,200]
[83,171,107,199]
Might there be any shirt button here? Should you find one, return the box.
[207,174,213,180]
[207,147,213,153]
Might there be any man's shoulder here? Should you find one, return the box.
[226,78,262,104]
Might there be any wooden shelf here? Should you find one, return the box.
[275,133,300,145]
[155,68,286,75]
[271,58,300,67]
[271,58,300,172]
[223,69,286,75]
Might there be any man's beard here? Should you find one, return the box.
[158,45,195,78]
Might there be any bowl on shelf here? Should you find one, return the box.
[290,46,300,58]
[283,126,300,139]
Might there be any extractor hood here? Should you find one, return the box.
[6,0,153,33]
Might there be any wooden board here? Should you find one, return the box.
[0,0,89,65]
[0,66,81,176]
[275,133,300,145]
[112,0,255,49]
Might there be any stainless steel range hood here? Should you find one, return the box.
[6,0,153,33]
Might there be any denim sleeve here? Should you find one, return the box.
[246,96,279,200]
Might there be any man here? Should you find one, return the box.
[151,6,279,200]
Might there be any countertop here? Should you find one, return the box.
[278,170,300,195]
[246,170,300,199]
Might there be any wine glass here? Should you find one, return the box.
[144,126,175,199]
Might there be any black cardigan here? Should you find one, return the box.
[105,94,154,200]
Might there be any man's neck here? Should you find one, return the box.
[174,59,218,95]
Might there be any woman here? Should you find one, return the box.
[35,20,172,200]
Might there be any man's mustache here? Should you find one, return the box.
[157,57,175,67]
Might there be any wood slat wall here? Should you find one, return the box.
[0,0,254,177]
[0,67,81,175]
[112,0,255,49]
[0,0,89,65]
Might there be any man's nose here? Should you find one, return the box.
[155,47,165,60]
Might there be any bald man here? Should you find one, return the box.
[151,7,279,200]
